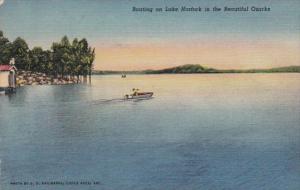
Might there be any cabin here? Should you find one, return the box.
[0,59,17,94]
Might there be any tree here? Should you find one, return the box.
[60,36,72,78]
[0,30,12,64]
[1,31,95,82]
[42,50,53,75]
[88,48,95,83]
[51,36,73,78]
[29,47,43,71]
[11,37,30,70]
[77,38,95,82]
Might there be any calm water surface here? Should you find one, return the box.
[1,74,300,190]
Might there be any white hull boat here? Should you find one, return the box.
[124,92,153,100]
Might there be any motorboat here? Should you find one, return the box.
[124,88,153,100]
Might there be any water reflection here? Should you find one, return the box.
[0,74,300,190]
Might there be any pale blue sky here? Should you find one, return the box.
[0,0,299,47]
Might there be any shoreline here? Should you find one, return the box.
[93,72,300,75]
[93,65,300,75]
[16,70,82,86]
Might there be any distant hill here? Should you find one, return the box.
[93,65,300,75]
[143,64,218,74]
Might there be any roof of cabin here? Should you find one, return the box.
[0,65,17,71]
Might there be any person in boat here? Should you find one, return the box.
[132,88,139,96]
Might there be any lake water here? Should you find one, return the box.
[1,74,300,190]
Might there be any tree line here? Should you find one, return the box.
[0,30,95,81]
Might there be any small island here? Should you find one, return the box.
[0,30,95,86]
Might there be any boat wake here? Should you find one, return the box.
[89,98,124,105]
[88,97,153,105]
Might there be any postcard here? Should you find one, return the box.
[0,0,299,189]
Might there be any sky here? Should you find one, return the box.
[0,0,299,70]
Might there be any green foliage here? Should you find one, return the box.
[0,31,95,78]
[50,36,95,78]
[11,37,30,70]
[145,64,218,74]
[0,30,12,64]
[29,47,53,74]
